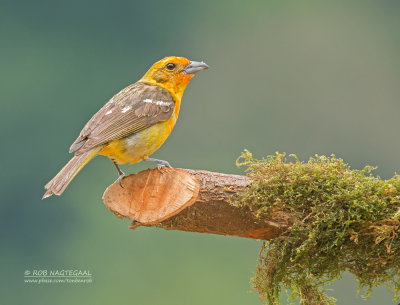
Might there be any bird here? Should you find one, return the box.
[43,56,208,199]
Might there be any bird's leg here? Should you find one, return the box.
[112,160,126,187]
[144,157,172,172]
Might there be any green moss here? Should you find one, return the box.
[233,150,400,305]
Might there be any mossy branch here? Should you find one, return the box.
[233,150,400,305]
[102,151,400,305]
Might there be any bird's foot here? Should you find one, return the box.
[156,160,172,172]
[112,160,126,187]
[144,158,172,173]
[118,171,126,187]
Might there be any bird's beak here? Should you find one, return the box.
[184,61,209,74]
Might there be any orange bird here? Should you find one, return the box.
[43,56,208,198]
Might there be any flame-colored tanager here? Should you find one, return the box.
[43,56,208,198]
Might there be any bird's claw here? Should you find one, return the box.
[118,172,126,188]
[156,160,172,173]
[144,158,172,173]
[156,160,171,173]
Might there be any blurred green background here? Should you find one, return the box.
[1,0,400,304]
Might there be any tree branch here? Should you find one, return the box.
[102,168,288,240]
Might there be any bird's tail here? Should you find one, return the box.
[42,147,102,199]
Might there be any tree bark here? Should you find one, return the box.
[102,168,288,240]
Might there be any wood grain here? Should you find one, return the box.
[103,168,288,240]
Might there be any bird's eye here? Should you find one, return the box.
[166,63,176,70]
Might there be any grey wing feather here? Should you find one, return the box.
[70,82,175,155]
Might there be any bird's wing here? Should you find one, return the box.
[70,82,175,155]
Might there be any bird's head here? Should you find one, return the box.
[140,56,209,98]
